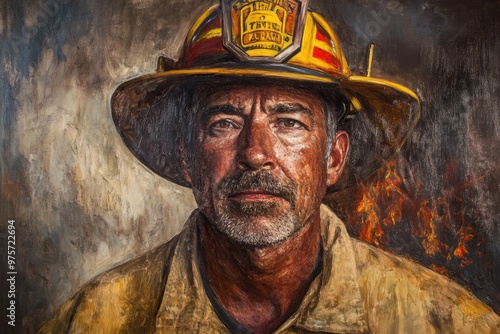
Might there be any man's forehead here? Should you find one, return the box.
[192,83,325,112]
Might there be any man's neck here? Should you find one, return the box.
[199,212,322,334]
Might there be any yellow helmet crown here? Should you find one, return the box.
[171,1,351,82]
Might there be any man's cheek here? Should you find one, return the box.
[280,148,316,175]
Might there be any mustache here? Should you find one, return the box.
[216,171,297,204]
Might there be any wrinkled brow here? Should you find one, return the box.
[198,104,244,122]
[197,102,314,121]
[269,103,314,117]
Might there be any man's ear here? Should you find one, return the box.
[326,130,349,187]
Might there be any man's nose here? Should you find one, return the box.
[237,119,276,171]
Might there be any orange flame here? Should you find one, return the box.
[348,159,482,271]
[357,161,406,246]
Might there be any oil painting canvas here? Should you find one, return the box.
[1,0,499,333]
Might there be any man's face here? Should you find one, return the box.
[185,84,346,247]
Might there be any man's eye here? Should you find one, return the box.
[208,118,241,135]
[209,119,240,130]
[276,119,305,129]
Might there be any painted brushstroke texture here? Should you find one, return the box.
[0,0,499,331]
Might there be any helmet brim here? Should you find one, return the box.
[111,64,420,192]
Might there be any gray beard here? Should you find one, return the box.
[212,201,302,247]
[199,170,302,247]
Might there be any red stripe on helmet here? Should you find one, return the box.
[315,29,330,44]
[182,36,226,66]
[192,15,222,43]
[313,46,341,70]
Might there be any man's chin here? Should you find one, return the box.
[211,212,302,248]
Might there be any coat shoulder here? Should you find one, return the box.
[351,238,500,333]
[38,235,179,333]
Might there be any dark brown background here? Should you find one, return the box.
[1,0,499,332]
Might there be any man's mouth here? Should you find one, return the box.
[217,171,297,206]
[228,190,283,201]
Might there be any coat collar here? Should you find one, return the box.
[289,205,369,333]
[155,205,369,333]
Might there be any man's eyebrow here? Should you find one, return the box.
[269,103,314,117]
[198,104,243,120]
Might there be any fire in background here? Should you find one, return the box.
[328,159,500,314]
